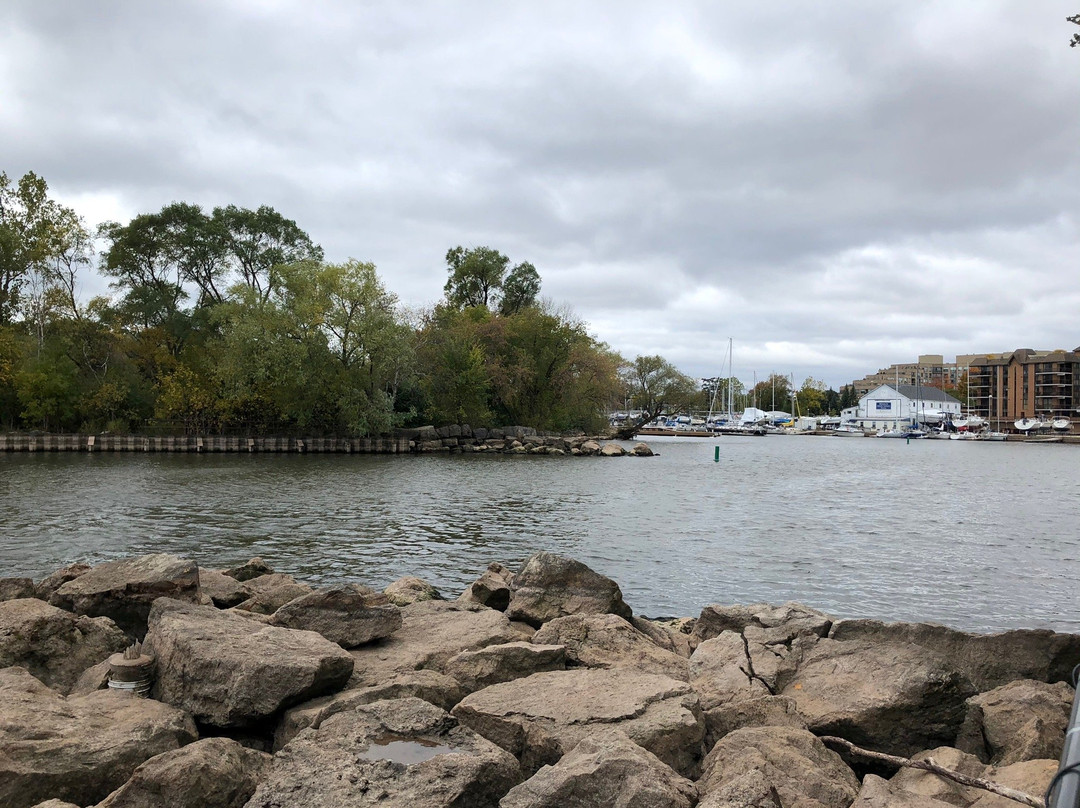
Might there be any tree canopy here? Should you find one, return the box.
[443,246,541,315]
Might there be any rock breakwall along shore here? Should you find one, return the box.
[0,426,653,457]
[1,551,1076,807]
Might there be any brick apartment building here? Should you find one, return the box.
[967,348,1080,420]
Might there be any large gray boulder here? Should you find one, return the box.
[444,641,566,694]
[222,557,273,582]
[689,631,771,712]
[0,667,197,808]
[0,577,36,601]
[505,553,632,627]
[94,737,270,808]
[231,573,312,615]
[144,598,353,728]
[853,775,957,808]
[780,638,976,757]
[384,576,444,606]
[534,613,688,679]
[0,598,128,693]
[692,602,832,646]
[698,726,859,808]
[271,586,402,647]
[274,669,466,750]
[459,562,514,611]
[702,695,808,750]
[246,697,520,808]
[349,600,522,686]
[452,668,704,777]
[968,759,1058,808]
[828,619,1080,690]
[499,729,698,808]
[955,679,1073,765]
[631,616,693,658]
[52,554,200,638]
[196,568,251,608]
[889,746,990,807]
[35,562,92,603]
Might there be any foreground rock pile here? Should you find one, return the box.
[1,551,1076,807]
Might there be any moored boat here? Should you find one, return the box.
[1014,417,1045,433]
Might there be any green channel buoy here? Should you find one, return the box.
[714,446,720,462]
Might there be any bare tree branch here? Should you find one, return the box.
[819,736,1043,808]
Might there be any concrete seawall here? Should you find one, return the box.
[0,434,411,453]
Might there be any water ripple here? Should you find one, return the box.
[2,438,1079,633]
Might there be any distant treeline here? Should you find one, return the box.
[0,170,853,436]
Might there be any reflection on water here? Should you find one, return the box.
[2,437,1078,633]
[359,734,458,764]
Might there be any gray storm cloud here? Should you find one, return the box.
[2,0,1078,387]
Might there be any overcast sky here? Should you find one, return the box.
[3,1,1079,389]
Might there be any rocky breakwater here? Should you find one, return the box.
[0,551,1076,807]
[398,424,654,457]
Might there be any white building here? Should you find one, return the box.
[841,384,963,430]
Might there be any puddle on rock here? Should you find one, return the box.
[359,734,459,765]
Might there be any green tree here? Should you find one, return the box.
[747,373,793,412]
[623,355,697,420]
[15,345,80,430]
[0,171,86,325]
[839,384,859,410]
[796,377,828,416]
[443,246,541,313]
[498,262,541,316]
[214,205,323,304]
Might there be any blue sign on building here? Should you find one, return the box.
[875,401,892,410]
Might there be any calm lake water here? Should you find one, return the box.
[2,436,1078,633]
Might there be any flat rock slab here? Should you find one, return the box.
[53,553,200,638]
[0,667,197,808]
[144,598,354,728]
[699,726,859,808]
[274,669,466,750]
[500,729,698,808]
[349,600,522,686]
[444,641,566,694]
[247,697,520,808]
[0,597,128,693]
[828,619,1080,691]
[452,668,704,777]
[505,553,632,627]
[95,737,270,808]
[533,614,688,680]
[780,638,976,757]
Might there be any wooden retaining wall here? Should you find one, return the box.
[0,434,411,454]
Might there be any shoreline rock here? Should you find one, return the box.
[2,551,1075,808]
